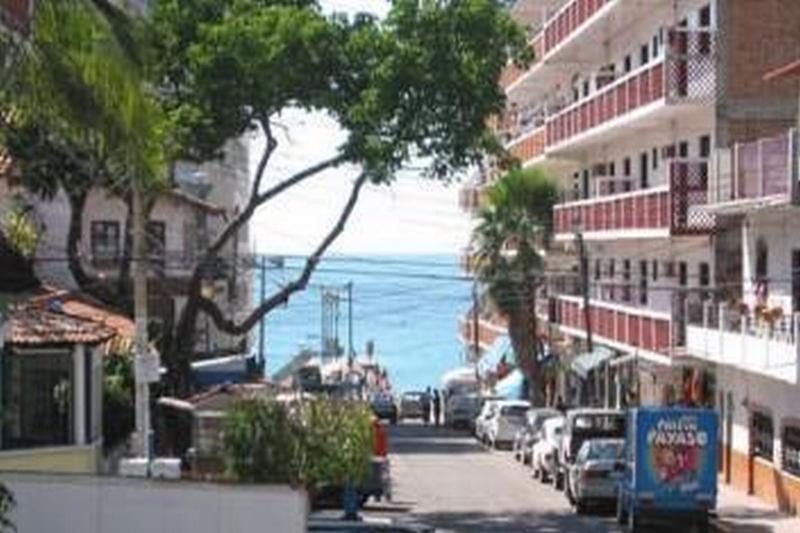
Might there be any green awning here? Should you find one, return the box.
[570,347,614,378]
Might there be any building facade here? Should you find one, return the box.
[471,0,800,513]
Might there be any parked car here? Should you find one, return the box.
[369,392,398,424]
[532,416,564,483]
[486,400,530,449]
[399,391,425,420]
[566,438,625,512]
[445,393,483,429]
[474,400,499,443]
[557,408,625,490]
[513,408,561,465]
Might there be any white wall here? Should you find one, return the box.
[5,473,306,533]
[717,364,800,461]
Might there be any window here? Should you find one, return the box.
[583,80,590,98]
[90,221,120,265]
[652,260,659,281]
[624,55,632,73]
[751,411,774,462]
[652,34,660,57]
[640,44,649,66]
[640,152,649,188]
[594,258,601,281]
[623,259,631,302]
[147,221,166,269]
[609,161,616,177]
[699,262,710,287]
[639,260,648,305]
[679,261,688,286]
[679,141,689,158]
[665,261,675,278]
[699,5,711,27]
[623,157,631,177]
[699,135,711,158]
[2,351,74,448]
[652,147,659,170]
[756,238,768,280]
[782,425,800,477]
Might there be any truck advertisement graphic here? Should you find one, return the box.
[618,407,718,531]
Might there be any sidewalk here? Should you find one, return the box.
[714,484,800,533]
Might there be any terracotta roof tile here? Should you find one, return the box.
[4,288,134,349]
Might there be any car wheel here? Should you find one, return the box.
[539,469,549,484]
[575,498,586,514]
[554,471,564,491]
[532,466,540,479]
[628,508,641,533]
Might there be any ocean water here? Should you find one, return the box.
[254,255,472,392]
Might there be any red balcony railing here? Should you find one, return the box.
[553,160,714,237]
[553,296,674,355]
[501,32,546,90]
[460,313,507,348]
[1,0,32,33]
[710,129,799,204]
[546,61,665,148]
[543,0,611,55]
[509,126,546,163]
[546,29,715,150]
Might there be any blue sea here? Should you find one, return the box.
[254,255,472,392]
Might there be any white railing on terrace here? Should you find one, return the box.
[710,128,799,205]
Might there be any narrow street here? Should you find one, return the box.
[387,423,622,533]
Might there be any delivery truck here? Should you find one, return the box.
[616,407,718,532]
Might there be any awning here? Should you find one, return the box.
[478,334,514,376]
[441,366,479,389]
[494,368,527,400]
[570,347,614,378]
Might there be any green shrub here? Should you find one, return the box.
[221,398,373,488]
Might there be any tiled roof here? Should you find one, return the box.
[6,305,115,346]
[4,288,134,349]
[165,188,226,216]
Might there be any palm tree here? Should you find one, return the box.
[472,167,558,406]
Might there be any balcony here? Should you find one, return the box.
[552,294,674,360]
[685,301,800,384]
[501,33,546,91]
[545,29,715,154]
[543,0,614,56]
[553,160,715,240]
[707,129,799,212]
[459,313,508,350]
[458,184,482,213]
[508,126,546,165]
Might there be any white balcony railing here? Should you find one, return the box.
[709,128,799,206]
[685,300,800,383]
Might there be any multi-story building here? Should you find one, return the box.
[475,0,800,511]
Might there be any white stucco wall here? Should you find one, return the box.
[5,473,306,533]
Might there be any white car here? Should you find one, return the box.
[533,416,565,483]
[486,400,531,449]
[474,400,499,443]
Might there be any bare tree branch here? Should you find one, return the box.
[197,172,370,335]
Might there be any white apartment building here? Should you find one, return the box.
[478,0,800,512]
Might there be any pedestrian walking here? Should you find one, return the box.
[433,389,441,427]
[422,387,432,425]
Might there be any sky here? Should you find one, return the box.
[249,0,474,256]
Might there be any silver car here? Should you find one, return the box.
[566,438,625,513]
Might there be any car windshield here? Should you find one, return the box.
[500,405,528,418]
[403,393,422,401]
[587,441,624,461]
[573,414,625,434]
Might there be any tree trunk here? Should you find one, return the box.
[116,193,133,308]
[66,190,93,290]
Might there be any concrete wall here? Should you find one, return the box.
[4,473,306,533]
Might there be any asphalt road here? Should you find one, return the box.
[386,422,624,533]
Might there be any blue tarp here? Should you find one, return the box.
[478,334,514,376]
[495,368,527,400]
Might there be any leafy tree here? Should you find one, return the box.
[103,351,136,452]
[148,0,528,394]
[472,167,557,405]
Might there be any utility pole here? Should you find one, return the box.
[347,281,353,359]
[472,281,480,362]
[575,229,593,352]
[258,255,267,371]
[132,182,153,465]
